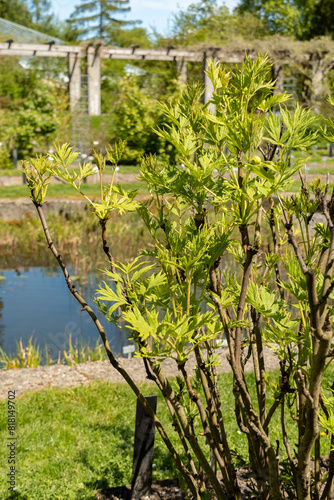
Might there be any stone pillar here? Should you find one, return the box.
[203,54,217,113]
[175,57,187,84]
[68,53,81,112]
[87,46,101,116]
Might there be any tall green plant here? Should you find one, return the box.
[23,54,334,499]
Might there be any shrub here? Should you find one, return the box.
[23,55,334,499]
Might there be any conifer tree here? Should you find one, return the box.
[69,0,137,41]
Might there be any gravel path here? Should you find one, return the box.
[0,346,280,399]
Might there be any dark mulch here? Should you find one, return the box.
[95,479,184,500]
[94,469,255,500]
[94,459,334,499]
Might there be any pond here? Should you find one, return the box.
[0,267,129,362]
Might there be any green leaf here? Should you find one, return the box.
[52,143,80,168]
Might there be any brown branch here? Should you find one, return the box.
[264,358,294,432]
[234,397,250,435]
[177,361,230,496]
[320,381,334,500]
[269,198,284,299]
[237,149,243,189]
[295,370,314,406]
[314,433,321,500]
[195,345,240,497]
[235,246,256,370]
[147,358,228,500]
[284,221,308,274]
[281,398,298,491]
[250,308,267,427]
[317,278,334,309]
[284,221,325,339]
[141,354,198,478]
[209,240,283,498]
[100,218,116,273]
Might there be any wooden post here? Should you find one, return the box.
[12,148,17,168]
[175,57,187,84]
[131,395,157,500]
[273,63,284,95]
[203,53,217,113]
[87,46,101,116]
[68,53,81,112]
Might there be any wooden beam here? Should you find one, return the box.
[0,49,75,57]
[101,47,203,62]
[0,42,322,66]
[0,42,82,57]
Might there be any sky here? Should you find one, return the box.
[51,0,239,37]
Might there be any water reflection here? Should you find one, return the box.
[0,267,126,362]
[0,250,244,365]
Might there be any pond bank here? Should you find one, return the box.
[0,197,88,221]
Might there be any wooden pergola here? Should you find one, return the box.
[0,41,246,115]
[1,38,333,116]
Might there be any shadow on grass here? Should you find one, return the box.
[82,421,134,491]
[5,492,29,500]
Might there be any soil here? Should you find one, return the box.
[95,460,333,500]
[0,345,280,400]
[95,479,184,500]
[94,470,258,500]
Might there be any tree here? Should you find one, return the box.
[0,57,70,166]
[16,87,67,157]
[234,0,334,40]
[170,0,268,45]
[307,0,334,39]
[102,76,179,163]
[106,25,151,47]
[0,0,33,27]
[27,0,52,25]
[23,55,334,499]
[68,0,138,41]
[26,0,63,38]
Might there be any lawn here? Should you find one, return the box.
[0,182,148,199]
[0,367,333,499]
[0,179,329,199]
[0,165,141,177]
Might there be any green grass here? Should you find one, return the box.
[0,367,333,499]
[0,165,141,177]
[112,165,141,174]
[0,380,179,500]
[0,182,148,199]
[0,178,331,199]
[0,169,22,176]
